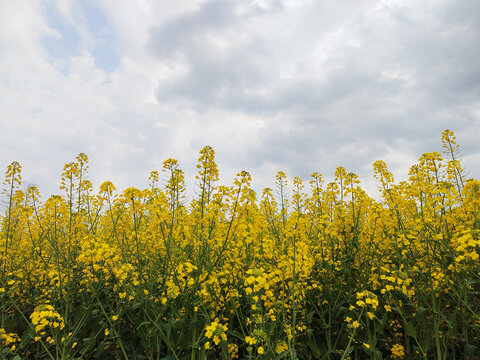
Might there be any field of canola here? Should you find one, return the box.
[1,130,479,359]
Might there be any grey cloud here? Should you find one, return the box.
[146,0,480,186]
[148,0,284,58]
[148,0,292,114]
[150,0,479,115]
[148,1,236,58]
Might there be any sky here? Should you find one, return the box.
[1,0,479,201]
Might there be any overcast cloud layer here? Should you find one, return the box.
[1,0,479,199]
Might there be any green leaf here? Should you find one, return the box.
[80,334,98,355]
[465,279,476,287]
[415,306,427,322]
[465,344,478,357]
[94,342,105,358]
[307,331,321,358]
[404,322,417,338]
[343,344,354,357]
[226,330,244,340]
[133,301,144,310]
[420,335,432,354]
[0,349,10,356]
[376,313,387,335]
[373,349,382,360]
[306,310,315,323]
[136,321,151,330]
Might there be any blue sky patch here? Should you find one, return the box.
[41,1,120,73]
[41,2,81,71]
[80,0,120,73]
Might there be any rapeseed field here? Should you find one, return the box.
[1,130,479,359]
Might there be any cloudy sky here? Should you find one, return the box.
[1,0,479,199]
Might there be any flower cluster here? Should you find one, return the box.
[0,328,20,351]
[204,320,227,349]
[30,304,65,334]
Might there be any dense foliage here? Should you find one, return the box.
[1,130,479,359]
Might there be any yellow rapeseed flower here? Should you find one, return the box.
[391,343,405,358]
